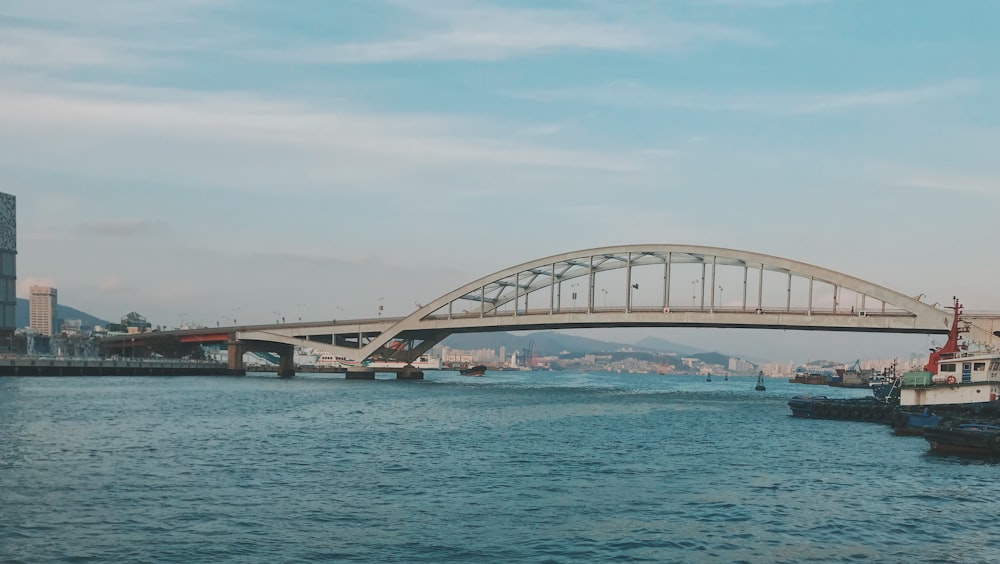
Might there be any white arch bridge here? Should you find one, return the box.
[230,245,999,377]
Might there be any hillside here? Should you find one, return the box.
[443,330,720,359]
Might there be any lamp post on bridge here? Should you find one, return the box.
[601,288,608,308]
[691,280,698,307]
[571,283,579,309]
[718,285,724,310]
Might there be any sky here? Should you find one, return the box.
[3,0,998,363]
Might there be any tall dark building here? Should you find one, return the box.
[0,192,14,350]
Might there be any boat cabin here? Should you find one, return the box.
[900,351,1000,408]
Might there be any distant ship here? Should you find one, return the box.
[315,353,441,370]
[459,365,487,377]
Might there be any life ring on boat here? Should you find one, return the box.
[663,307,670,314]
[946,375,957,385]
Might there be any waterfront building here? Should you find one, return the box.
[0,192,14,350]
[29,285,58,337]
[728,357,756,374]
[120,312,152,333]
[61,319,83,335]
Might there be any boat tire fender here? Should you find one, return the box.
[893,411,907,428]
[990,434,1000,453]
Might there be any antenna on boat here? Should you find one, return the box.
[923,297,966,374]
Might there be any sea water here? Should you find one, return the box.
[2,372,999,563]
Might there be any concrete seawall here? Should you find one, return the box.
[0,357,238,376]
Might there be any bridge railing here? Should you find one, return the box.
[426,305,915,320]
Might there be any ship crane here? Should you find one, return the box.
[520,339,537,368]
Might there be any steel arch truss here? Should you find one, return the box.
[353,244,961,363]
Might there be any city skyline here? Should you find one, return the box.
[4,1,998,361]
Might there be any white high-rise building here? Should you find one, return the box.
[0,192,14,349]
[30,285,57,337]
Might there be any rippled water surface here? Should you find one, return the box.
[3,372,999,563]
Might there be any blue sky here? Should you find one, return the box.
[3,0,998,361]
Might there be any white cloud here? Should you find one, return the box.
[0,81,640,197]
[897,173,1000,198]
[254,2,761,64]
[0,27,139,69]
[699,0,830,7]
[514,124,563,137]
[97,275,125,291]
[0,0,247,72]
[0,0,235,28]
[17,277,57,297]
[518,78,978,115]
[784,80,979,114]
[77,219,172,237]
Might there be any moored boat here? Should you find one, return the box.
[788,369,833,385]
[788,363,899,423]
[366,355,442,370]
[316,353,369,369]
[892,409,941,436]
[893,298,1000,435]
[923,423,1000,456]
[459,365,487,377]
[830,360,878,388]
[788,394,896,423]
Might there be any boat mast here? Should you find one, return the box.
[923,297,968,374]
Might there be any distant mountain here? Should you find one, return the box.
[443,331,621,357]
[15,298,110,330]
[692,352,731,367]
[633,336,703,356]
[443,330,724,359]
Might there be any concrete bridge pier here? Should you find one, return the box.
[227,341,246,375]
[345,367,376,380]
[396,364,424,380]
[277,344,296,378]
[397,365,424,380]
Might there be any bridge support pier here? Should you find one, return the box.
[397,366,424,380]
[345,367,376,380]
[228,341,246,375]
[277,344,296,378]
